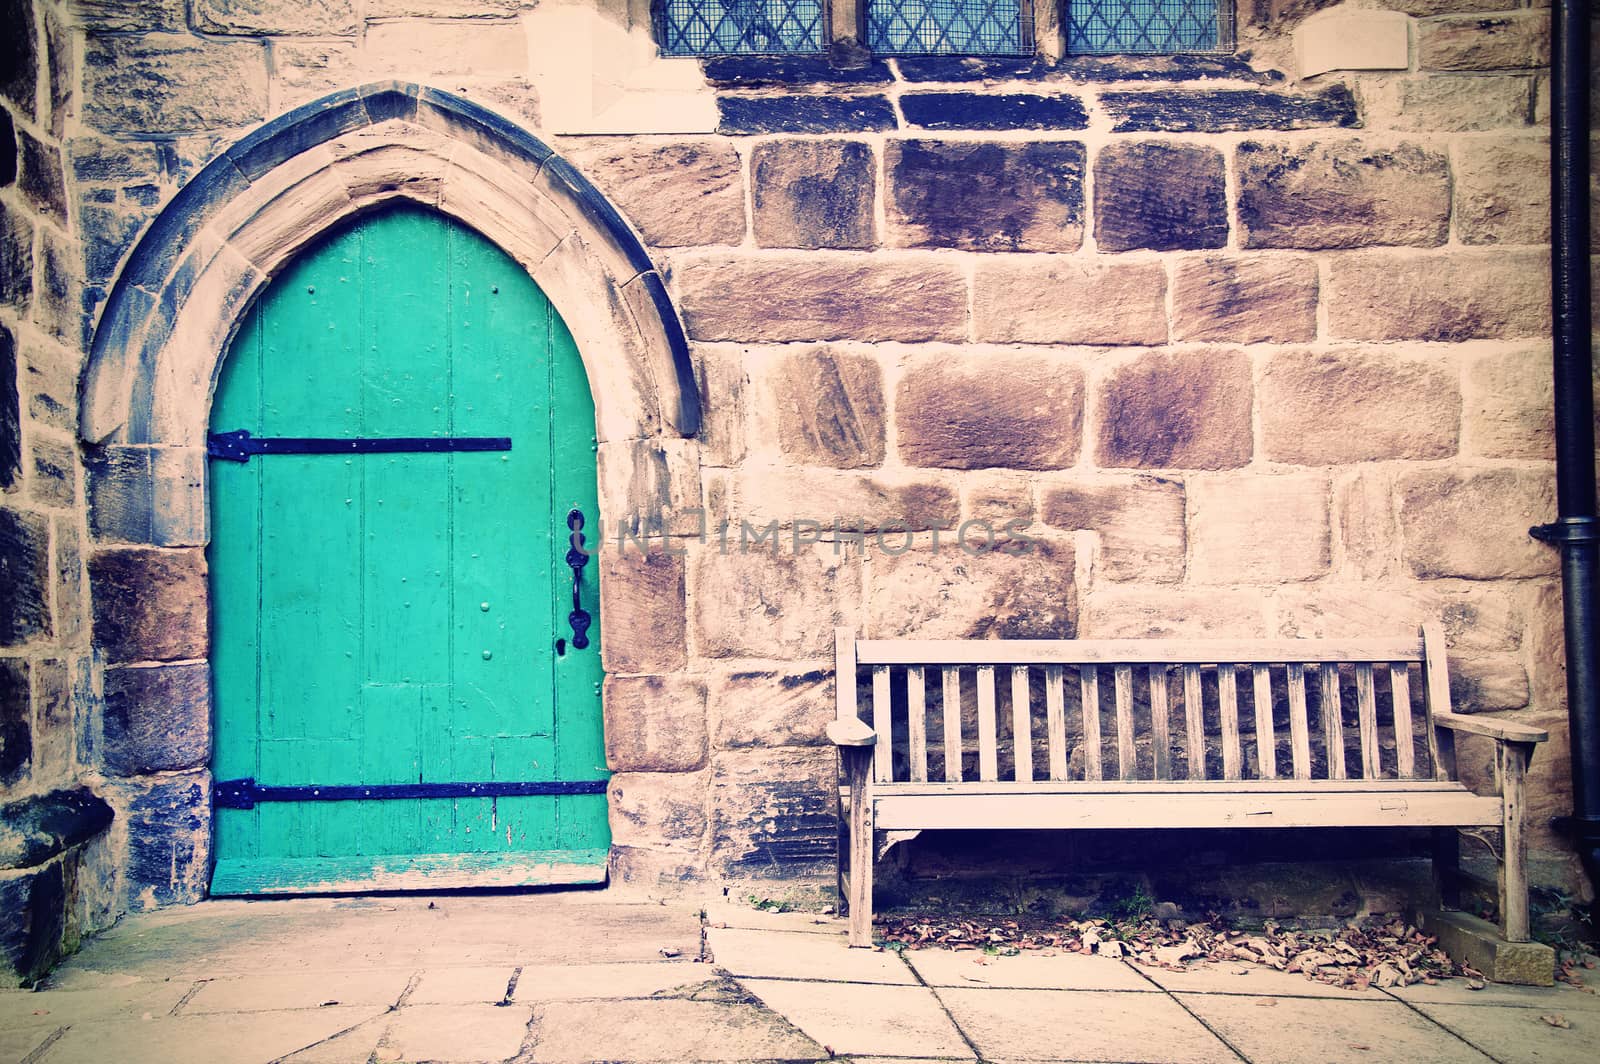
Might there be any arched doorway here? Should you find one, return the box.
[208,204,608,893]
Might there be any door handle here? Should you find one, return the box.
[565,508,592,650]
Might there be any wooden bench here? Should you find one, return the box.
[828,625,1548,948]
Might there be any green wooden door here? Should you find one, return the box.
[208,204,608,895]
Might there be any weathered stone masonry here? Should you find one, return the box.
[0,0,1593,977]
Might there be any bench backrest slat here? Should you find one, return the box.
[841,627,1452,788]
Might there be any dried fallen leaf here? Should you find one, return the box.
[1539,1014,1571,1029]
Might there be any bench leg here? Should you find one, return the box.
[1432,828,1461,911]
[840,745,875,948]
[1496,741,1533,943]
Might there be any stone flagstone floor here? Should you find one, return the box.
[0,893,1594,1063]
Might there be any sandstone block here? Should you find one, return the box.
[761,347,885,468]
[695,345,748,468]
[67,0,186,33]
[609,845,706,887]
[711,666,832,749]
[0,202,33,312]
[363,19,527,77]
[710,746,837,878]
[596,440,702,538]
[1453,138,1550,246]
[30,437,75,509]
[29,658,71,781]
[0,659,28,786]
[718,95,896,135]
[270,41,360,109]
[1419,13,1550,71]
[1334,469,1397,581]
[604,675,708,773]
[1237,138,1450,249]
[899,91,1088,131]
[1259,350,1460,464]
[752,139,875,250]
[115,771,210,909]
[1078,587,1269,639]
[1275,583,1526,655]
[1463,348,1558,460]
[1398,468,1557,579]
[886,139,1085,252]
[972,259,1166,344]
[1385,76,1535,132]
[714,468,957,535]
[1189,474,1332,584]
[0,507,51,646]
[1449,653,1531,712]
[1376,0,1505,14]
[52,519,84,647]
[865,538,1077,640]
[1094,141,1227,252]
[1171,255,1319,343]
[0,326,17,488]
[691,544,862,659]
[896,354,1083,470]
[1096,350,1253,470]
[607,771,708,850]
[0,109,13,186]
[965,476,1035,526]
[675,256,967,343]
[191,0,357,35]
[88,548,206,662]
[83,34,268,136]
[102,663,210,776]
[1325,250,1550,341]
[599,550,686,674]
[565,140,745,248]
[1041,475,1184,583]
[17,129,66,221]
[1525,581,1567,710]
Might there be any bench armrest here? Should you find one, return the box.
[1433,711,1548,744]
[827,717,877,747]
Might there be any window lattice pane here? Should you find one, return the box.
[657,0,826,55]
[865,0,1030,56]
[1068,0,1227,54]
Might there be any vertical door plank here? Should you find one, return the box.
[1355,663,1381,779]
[1149,667,1172,780]
[1012,666,1034,783]
[1114,664,1136,781]
[872,665,893,783]
[1390,664,1416,779]
[1287,664,1311,780]
[1045,666,1068,781]
[942,667,963,782]
[1080,667,1102,782]
[1183,664,1205,780]
[907,666,929,783]
[1217,664,1241,782]
[977,666,999,782]
[1319,664,1346,781]
[1252,665,1276,780]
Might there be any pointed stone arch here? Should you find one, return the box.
[79,82,700,545]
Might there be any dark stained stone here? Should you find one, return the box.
[88,547,207,663]
[896,53,1284,84]
[716,94,897,134]
[123,773,209,908]
[0,860,63,981]
[67,136,162,183]
[0,788,114,871]
[83,33,269,136]
[751,139,875,250]
[34,226,90,347]
[769,347,886,467]
[887,139,1085,252]
[0,107,15,186]
[80,203,152,283]
[0,657,29,786]
[1248,0,1346,29]
[711,746,836,879]
[1095,141,1227,252]
[0,201,32,311]
[1101,86,1360,133]
[42,3,70,137]
[701,54,893,87]
[897,354,1084,470]
[900,91,1088,131]
[67,0,186,33]
[102,663,211,776]
[1097,350,1254,470]
[0,0,37,119]
[0,507,50,645]
[16,126,66,220]
[1,323,18,488]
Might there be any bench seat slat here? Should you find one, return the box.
[1115,664,1136,781]
[1149,667,1172,780]
[1012,666,1033,783]
[1253,665,1274,780]
[1081,667,1103,782]
[1183,664,1204,781]
[908,666,928,783]
[977,666,998,782]
[941,666,963,783]
[1288,664,1311,780]
[1218,664,1241,782]
[1392,664,1415,779]
[1320,664,1346,781]
[855,638,1423,666]
[1356,663,1380,779]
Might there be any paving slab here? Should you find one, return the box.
[1133,960,1384,999]
[1386,979,1600,1010]
[409,965,517,1005]
[1177,993,1496,1064]
[523,996,825,1061]
[38,1005,387,1064]
[0,1022,61,1062]
[1406,1002,1596,1064]
[703,902,848,937]
[904,948,1155,991]
[378,1003,534,1062]
[938,987,1237,1064]
[706,927,915,984]
[181,969,413,1013]
[737,978,973,1059]
[511,961,718,1001]
[0,979,196,1027]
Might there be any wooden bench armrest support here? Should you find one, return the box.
[1433,712,1549,744]
[827,718,877,747]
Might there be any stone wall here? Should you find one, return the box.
[0,0,1591,970]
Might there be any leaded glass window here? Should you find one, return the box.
[864,0,1031,56]
[1067,0,1233,54]
[657,0,826,55]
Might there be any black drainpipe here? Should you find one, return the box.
[1532,0,1600,905]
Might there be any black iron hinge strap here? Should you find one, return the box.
[213,777,607,810]
[208,429,512,463]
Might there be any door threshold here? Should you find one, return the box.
[210,848,609,896]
